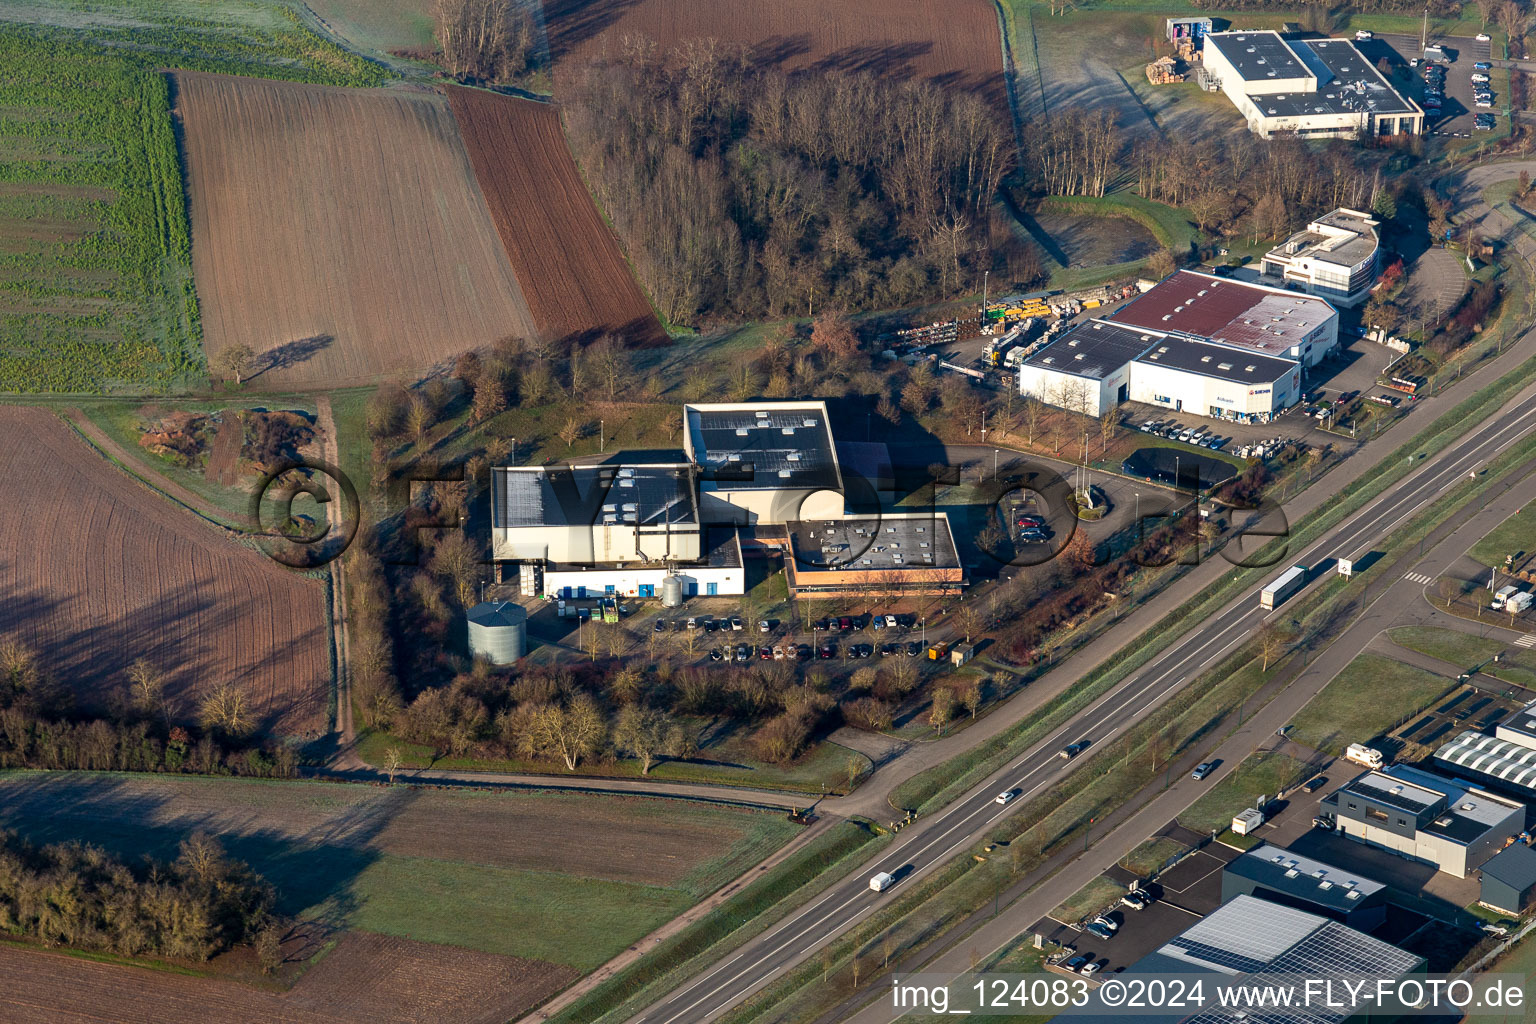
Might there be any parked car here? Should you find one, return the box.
[1313,815,1335,830]
[796,644,812,660]
[709,648,723,661]
[1191,762,1216,781]
[881,643,899,657]
[1302,775,1327,793]
[812,618,829,631]
[1121,892,1149,910]
[654,619,667,632]
[1477,96,1494,107]
[818,644,836,659]
[1094,915,1120,932]
[704,619,718,632]
[838,616,853,631]
[1083,921,1114,941]
[906,641,923,657]
[772,645,785,660]
[1064,955,1088,973]
[1475,60,1492,69]
[885,614,898,628]
[758,646,772,659]
[1354,29,1373,39]
[758,619,771,633]
[729,616,744,631]
[1478,31,1492,40]
[1082,960,1105,976]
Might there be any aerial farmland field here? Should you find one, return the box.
[0,406,329,737]
[0,772,802,1020]
[543,0,1006,110]
[445,86,668,346]
[178,72,539,388]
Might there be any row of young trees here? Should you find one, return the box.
[0,831,279,964]
[563,38,1017,324]
[0,639,298,777]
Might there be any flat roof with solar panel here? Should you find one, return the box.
[1497,699,1536,748]
[493,463,697,529]
[684,402,842,493]
[1154,896,1422,1024]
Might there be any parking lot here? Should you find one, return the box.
[1359,33,1496,138]
[1030,837,1238,976]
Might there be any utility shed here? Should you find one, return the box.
[1480,844,1536,915]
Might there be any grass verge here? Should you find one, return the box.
[1178,749,1313,836]
[1285,652,1456,756]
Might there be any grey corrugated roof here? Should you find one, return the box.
[1227,843,1384,912]
[1482,844,1536,888]
[493,464,696,529]
[1436,730,1536,791]
[1136,335,1297,385]
[1022,320,1156,380]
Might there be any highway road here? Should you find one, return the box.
[633,383,1536,1024]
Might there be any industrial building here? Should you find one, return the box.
[782,514,965,598]
[1479,843,1536,915]
[1202,31,1423,138]
[1321,764,1525,878]
[1222,843,1388,931]
[1075,895,1422,1024]
[1017,317,1304,423]
[684,401,845,525]
[1110,271,1340,369]
[490,401,965,603]
[1262,208,1382,307]
[1433,727,1536,805]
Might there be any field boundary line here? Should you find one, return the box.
[53,407,253,536]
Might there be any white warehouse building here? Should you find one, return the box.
[1017,272,1331,424]
[1202,31,1423,139]
[1262,208,1381,307]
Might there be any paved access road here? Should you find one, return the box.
[633,383,1536,1024]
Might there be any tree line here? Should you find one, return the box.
[0,638,299,778]
[563,38,1018,326]
[0,830,279,964]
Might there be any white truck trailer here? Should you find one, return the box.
[1260,564,1309,610]
[1493,585,1519,610]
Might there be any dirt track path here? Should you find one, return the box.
[315,395,356,753]
[59,407,245,529]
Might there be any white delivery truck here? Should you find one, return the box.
[1493,585,1519,610]
[869,871,896,892]
[1509,592,1534,614]
[1345,743,1385,769]
[1260,565,1309,610]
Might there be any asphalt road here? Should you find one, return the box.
[632,384,1536,1024]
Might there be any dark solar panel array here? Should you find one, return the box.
[1164,938,1268,975]
[1351,783,1434,814]
[690,408,840,492]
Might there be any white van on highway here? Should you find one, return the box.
[869,872,895,892]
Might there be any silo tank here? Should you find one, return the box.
[660,575,684,607]
[466,601,527,665]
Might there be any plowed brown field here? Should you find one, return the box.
[0,935,571,1024]
[0,407,328,737]
[177,72,538,387]
[545,0,1005,109]
[445,86,667,347]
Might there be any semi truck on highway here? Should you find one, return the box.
[1260,564,1309,610]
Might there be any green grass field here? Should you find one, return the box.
[1469,501,1536,569]
[1285,652,1456,756]
[0,3,383,394]
[1388,626,1536,689]
[305,0,435,55]
[1050,875,1126,923]
[0,772,800,971]
[1179,749,1312,835]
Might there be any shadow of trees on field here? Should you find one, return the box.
[252,335,334,379]
[0,773,425,936]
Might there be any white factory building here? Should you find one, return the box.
[1262,208,1381,307]
[490,400,964,603]
[1017,272,1329,423]
[684,401,846,525]
[1202,31,1423,139]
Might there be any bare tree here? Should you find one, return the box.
[929,685,957,736]
[211,343,256,385]
[432,0,535,83]
[1257,623,1290,672]
[199,682,252,738]
[531,695,607,770]
[613,705,675,774]
[382,746,404,785]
